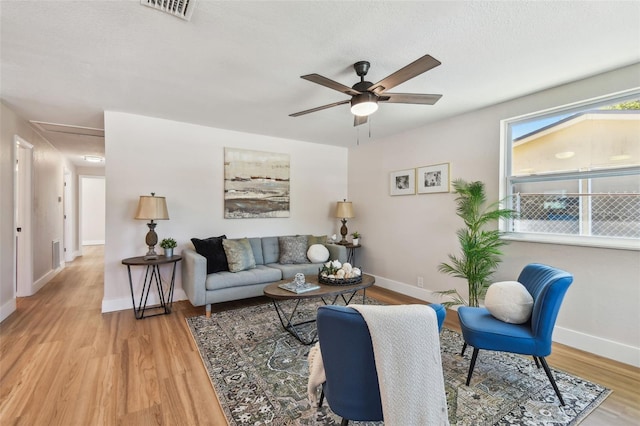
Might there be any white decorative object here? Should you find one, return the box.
[484,281,534,324]
[307,244,330,263]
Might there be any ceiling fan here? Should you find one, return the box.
[290,54,443,126]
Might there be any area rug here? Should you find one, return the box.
[186,299,611,425]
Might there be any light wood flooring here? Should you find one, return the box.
[1,245,638,425]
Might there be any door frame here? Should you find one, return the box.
[14,135,34,297]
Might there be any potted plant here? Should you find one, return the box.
[160,238,177,257]
[437,179,516,308]
[351,231,361,245]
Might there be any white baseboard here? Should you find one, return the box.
[83,240,105,246]
[101,288,187,314]
[553,326,640,368]
[65,250,81,262]
[372,274,639,368]
[372,274,446,305]
[32,265,64,294]
[0,298,17,323]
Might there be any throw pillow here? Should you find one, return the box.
[278,235,310,264]
[191,235,228,274]
[484,281,534,324]
[222,238,256,272]
[307,244,330,263]
[307,235,327,248]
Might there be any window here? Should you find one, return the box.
[501,89,640,249]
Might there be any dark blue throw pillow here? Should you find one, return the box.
[191,235,228,274]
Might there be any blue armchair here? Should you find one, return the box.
[458,263,573,405]
[316,304,446,425]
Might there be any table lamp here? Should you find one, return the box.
[135,193,169,259]
[335,200,354,245]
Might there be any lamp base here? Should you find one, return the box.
[143,221,159,259]
[144,247,158,260]
[338,218,349,245]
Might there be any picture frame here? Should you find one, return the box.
[224,148,290,218]
[417,163,450,194]
[389,169,416,196]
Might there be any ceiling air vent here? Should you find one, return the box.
[141,0,197,21]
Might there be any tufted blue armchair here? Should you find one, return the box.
[316,304,446,426]
[458,263,573,405]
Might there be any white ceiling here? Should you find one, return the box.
[2,1,639,168]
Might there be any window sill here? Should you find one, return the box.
[500,232,640,251]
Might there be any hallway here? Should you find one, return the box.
[0,246,224,425]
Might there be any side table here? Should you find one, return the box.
[345,243,361,265]
[122,255,182,319]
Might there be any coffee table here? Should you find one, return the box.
[263,273,375,345]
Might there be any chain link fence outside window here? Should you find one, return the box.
[510,192,640,239]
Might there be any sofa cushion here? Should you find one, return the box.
[307,244,330,263]
[205,265,282,290]
[267,262,325,280]
[307,235,327,248]
[247,237,264,265]
[190,235,228,274]
[261,236,280,264]
[222,238,256,272]
[278,235,310,264]
[484,281,534,324]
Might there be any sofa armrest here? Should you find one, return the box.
[181,248,207,307]
[326,244,348,264]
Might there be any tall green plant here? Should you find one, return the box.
[438,179,516,308]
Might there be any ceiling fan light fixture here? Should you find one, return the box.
[350,92,379,117]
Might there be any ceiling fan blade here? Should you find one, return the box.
[379,93,442,105]
[301,74,361,96]
[289,99,350,117]
[354,115,368,127]
[369,55,441,93]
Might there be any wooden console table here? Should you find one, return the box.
[122,255,182,319]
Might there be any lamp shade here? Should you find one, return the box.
[135,195,169,220]
[335,201,354,219]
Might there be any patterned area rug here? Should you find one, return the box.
[186,299,611,425]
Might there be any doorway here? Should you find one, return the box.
[14,136,33,297]
[79,175,106,250]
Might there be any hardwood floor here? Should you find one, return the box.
[1,246,638,425]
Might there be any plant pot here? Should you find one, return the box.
[352,238,359,246]
[164,248,174,258]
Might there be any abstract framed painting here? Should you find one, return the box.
[224,148,290,218]
[417,163,450,194]
[389,169,415,196]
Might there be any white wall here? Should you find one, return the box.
[0,103,69,321]
[80,176,105,245]
[103,112,349,313]
[349,63,640,367]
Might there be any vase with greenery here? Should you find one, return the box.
[160,238,177,257]
[351,231,361,245]
[437,179,516,308]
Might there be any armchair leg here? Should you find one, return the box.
[341,418,349,426]
[318,389,324,408]
[465,348,479,386]
[539,357,565,406]
[461,342,467,356]
[533,356,540,368]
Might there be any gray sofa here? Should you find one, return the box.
[182,236,348,317]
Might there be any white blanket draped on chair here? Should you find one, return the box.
[351,304,449,426]
[307,304,449,426]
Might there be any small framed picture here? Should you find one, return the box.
[390,169,415,196]
[417,163,450,194]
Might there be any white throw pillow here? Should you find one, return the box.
[307,244,330,263]
[484,281,534,324]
